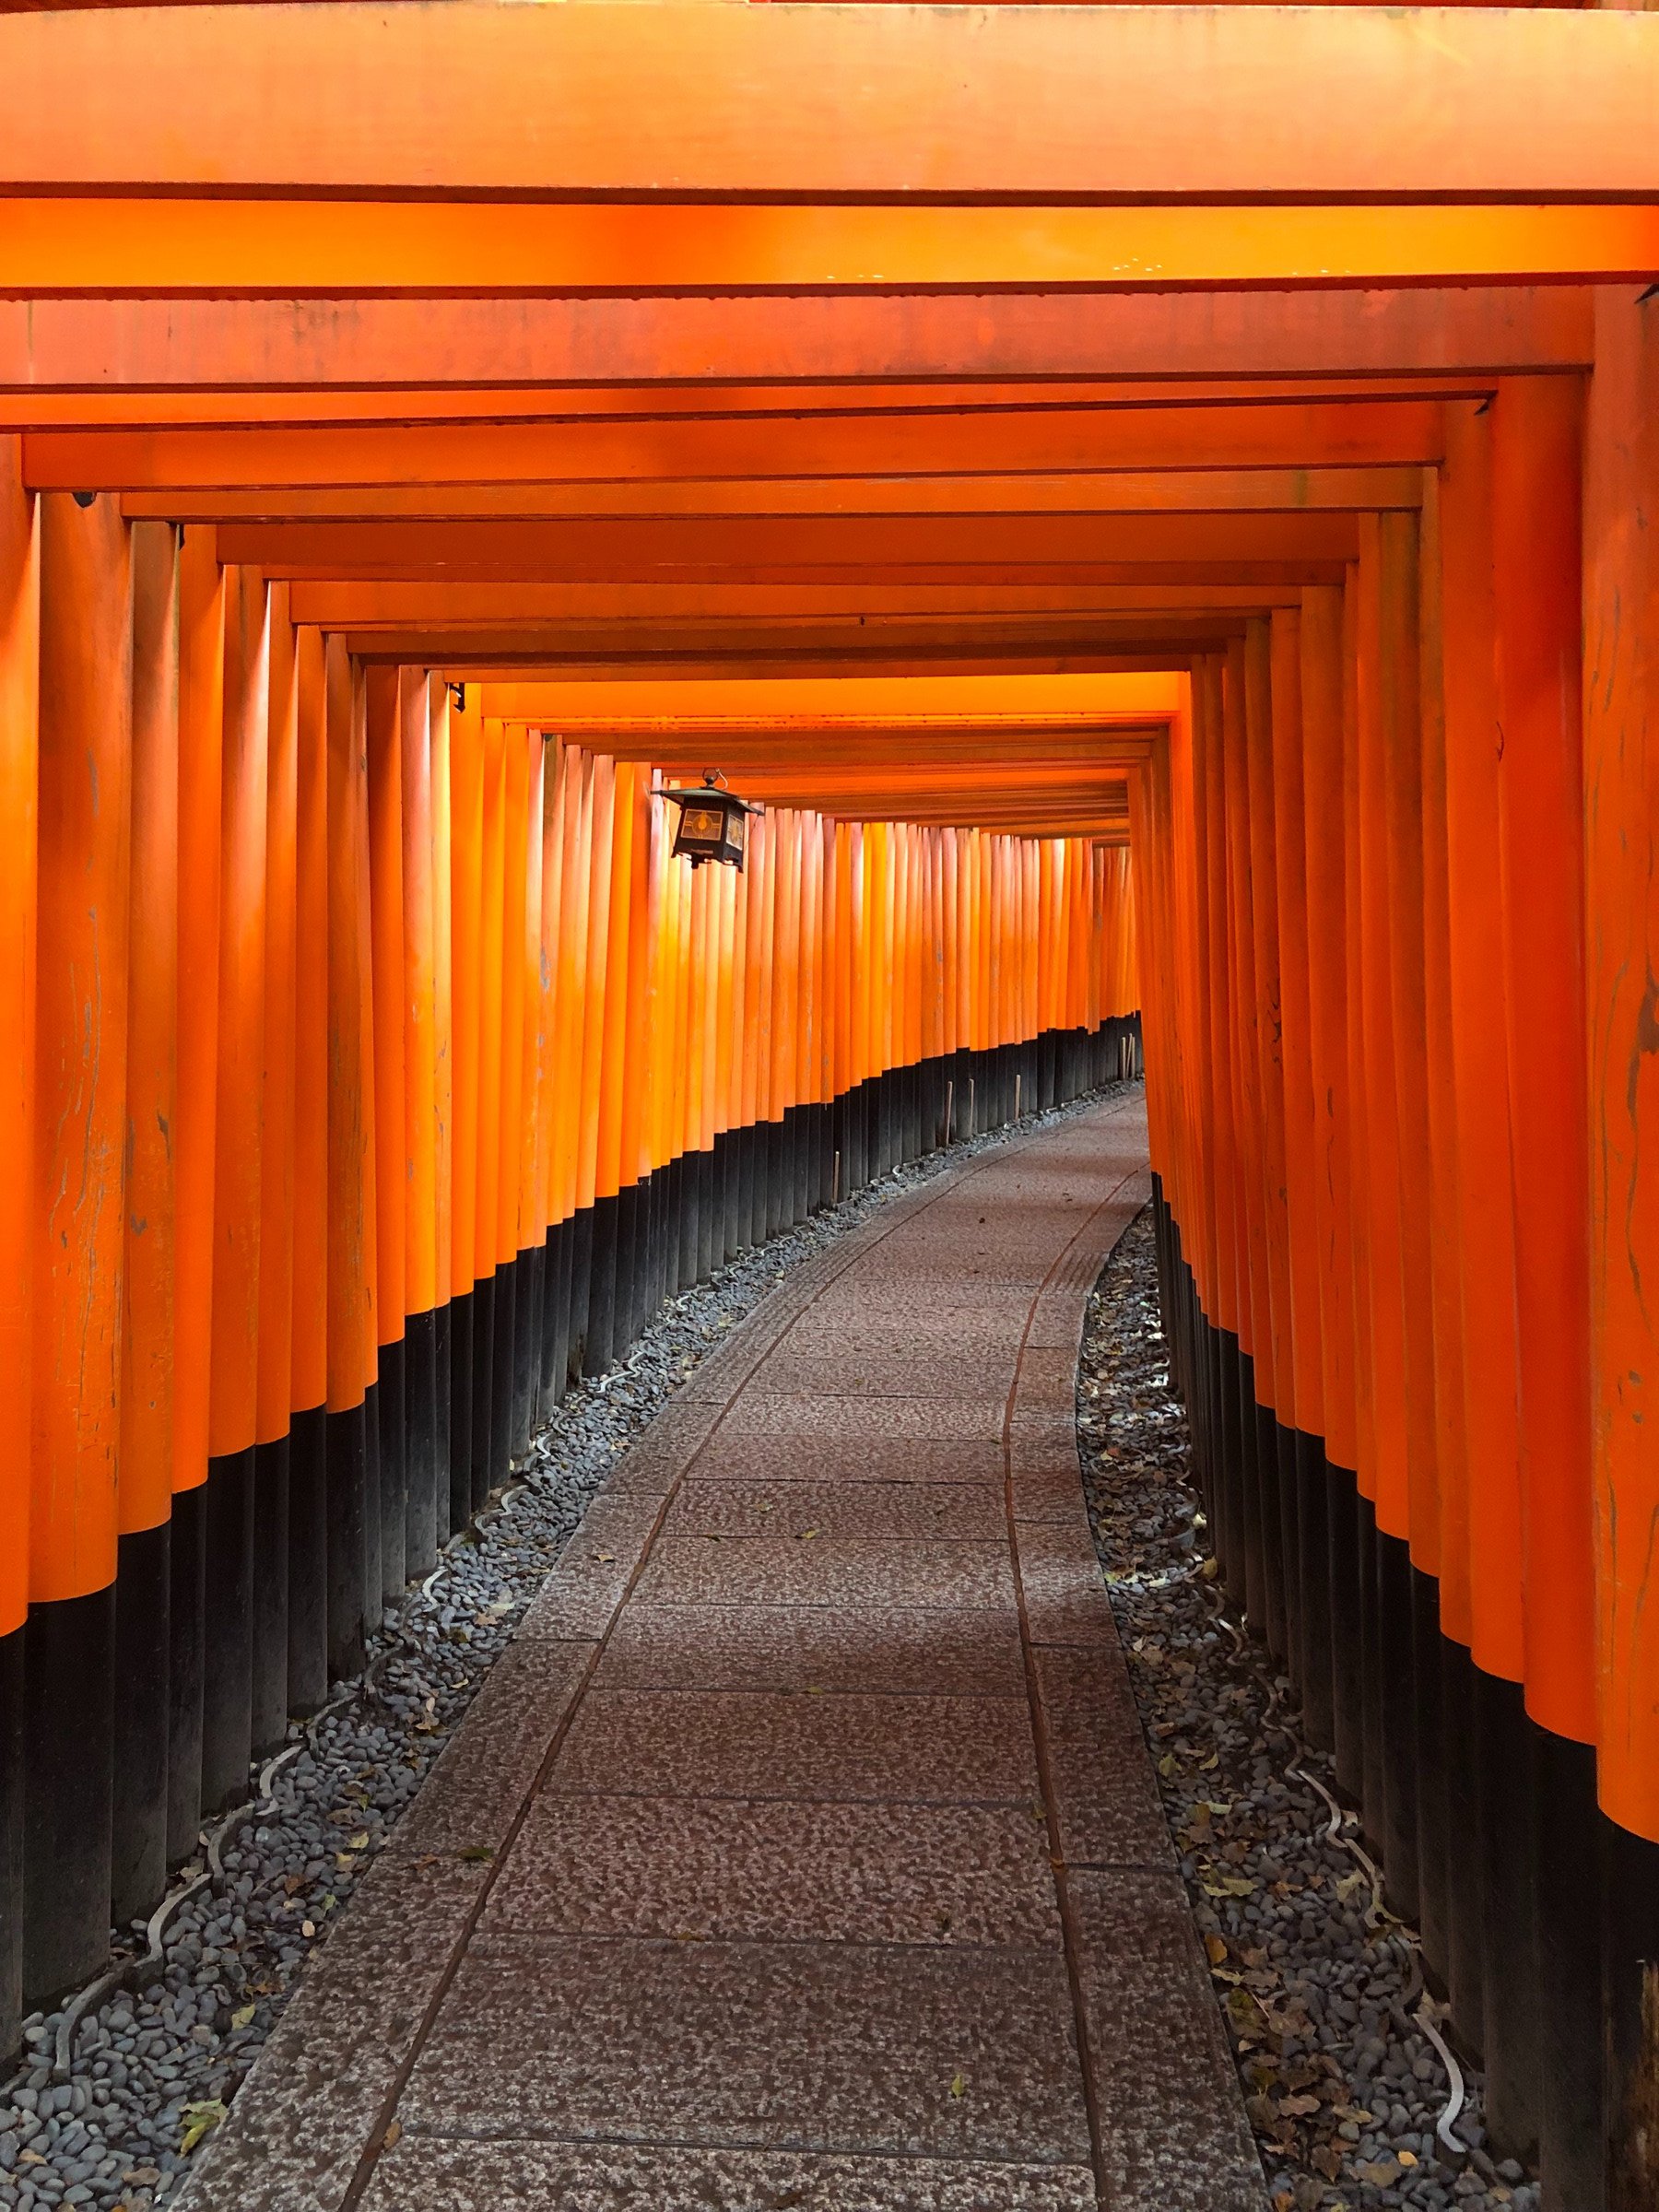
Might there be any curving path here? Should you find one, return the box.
[178,1094,1265,2212]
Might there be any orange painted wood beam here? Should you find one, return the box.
[4,200,1653,294]
[20,404,1448,492]
[3,6,1651,200]
[207,512,1360,576]
[0,289,1592,394]
[605,733,1160,769]
[117,466,1424,524]
[291,582,1302,626]
[390,650,1215,684]
[341,629,1244,677]
[22,404,1447,495]
[0,376,1535,434]
[477,672,1184,723]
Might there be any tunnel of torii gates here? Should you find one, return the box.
[1,0,1658,2203]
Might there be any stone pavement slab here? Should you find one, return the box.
[664,1476,1006,1540]
[360,2138,1100,2212]
[594,1599,1027,1694]
[545,1687,1039,1804]
[397,1933,1093,2162]
[177,1093,1267,2212]
[483,1794,1063,1946]
[632,1530,1015,1608]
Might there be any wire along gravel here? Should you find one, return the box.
[1080,1212,1537,2212]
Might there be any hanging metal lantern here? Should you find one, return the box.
[659,770,759,870]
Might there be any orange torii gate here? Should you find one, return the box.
[0,5,1655,2206]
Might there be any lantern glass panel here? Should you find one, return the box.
[679,805,725,846]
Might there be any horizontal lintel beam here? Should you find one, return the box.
[115,465,1422,524]
[2,200,1652,293]
[4,6,1652,199]
[0,290,1590,394]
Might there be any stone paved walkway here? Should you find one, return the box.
[179,1095,1266,2212]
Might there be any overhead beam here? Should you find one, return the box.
[402,653,1197,682]
[120,466,1423,524]
[30,404,1443,492]
[5,199,1653,292]
[475,673,1185,722]
[0,377,1533,433]
[0,290,1593,394]
[549,729,1161,769]
[339,620,1247,671]
[4,5,1652,198]
[291,582,1303,627]
[211,514,1358,580]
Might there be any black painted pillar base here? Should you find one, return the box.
[376,1327,409,1610]
[22,1585,114,2005]
[1295,1431,1335,1752]
[547,1222,573,1409]
[1441,1635,1486,2060]
[1357,1498,1387,1849]
[0,1624,20,2061]
[251,1434,289,1758]
[1255,1401,1287,1659]
[324,1397,369,1685]
[1476,1667,1543,2166]
[511,1241,540,1453]
[405,1307,440,1576]
[1376,1531,1421,1924]
[112,1521,170,1928]
[1235,1349,1267,1634]
[489,1260,516,1480]
[361,1374,382,1633]
[765,1119,788,1239]
[1410,1565,1450,1986]
[1327,1463,1366,1805]
[698,1148,718,1279]
[620,1181,646,1347]
[286,1404,329,1717]
[432,1300,454,1541]
[448,1290,474,1531]
[469,1276,496,1513]
[1273,1419,1301,1686]
[166,1481,206,1865]
[565,1209,592,1387]
[608,1194,636,1365]
[1603,1815,1659,2212]
[202,1443,255,1816]
[585,1194,619,1377]
[1535,1728,1606,2211]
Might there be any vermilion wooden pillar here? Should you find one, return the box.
[113,519,179,1925]
[288,624,330,1714]
[1583,283,1659,2212]
[324,636,376,1679]
[26,492,131,2000]
[201,562,268,1816]
[252,582,298,1760]
[168,525,223,1865]
[1492,371,1601,2207]
[0,440,35,2056]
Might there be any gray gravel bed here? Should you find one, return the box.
[1081,1213,1536,2212]
[0,1083,1129,2212]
